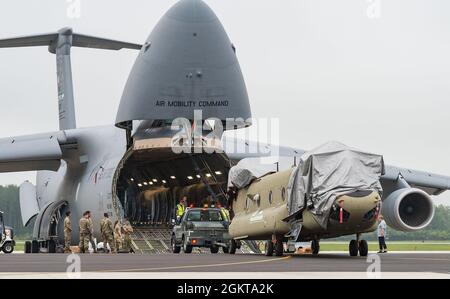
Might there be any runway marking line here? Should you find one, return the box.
[97,255,292,272]
[397,257,450,262]
[0,257,290,277]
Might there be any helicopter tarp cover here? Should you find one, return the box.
[286,141,385,229]
[227,158,277,189]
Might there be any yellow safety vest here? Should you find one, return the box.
[177,203,185,217]
[221,208,230,222]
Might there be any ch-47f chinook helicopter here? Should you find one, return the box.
[227,142,448,257]
[0,0,449,255]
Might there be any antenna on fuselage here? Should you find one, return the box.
[0,27,142,130]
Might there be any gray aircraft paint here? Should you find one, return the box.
[116,0,252,129]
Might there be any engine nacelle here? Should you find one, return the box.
[381,188,435,232]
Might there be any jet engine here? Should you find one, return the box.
[381,188,435,232]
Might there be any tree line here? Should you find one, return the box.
[0,185,34,238]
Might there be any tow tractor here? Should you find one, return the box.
[171,206,232,254]
[0,211,15,254]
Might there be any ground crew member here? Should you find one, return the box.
[100,213,115,253]
[87,212,97,253]
[202,196,213,208]
[79,211,92,253]
[220,207,230,222]
[64,211,72,253]
[176,196,187,221]
[377,215,388,253]
[122,219,134,253]
[114,220,123,253]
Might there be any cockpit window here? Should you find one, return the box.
[187,210,223,222]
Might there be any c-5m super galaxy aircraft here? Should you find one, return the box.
[0,0,449,255]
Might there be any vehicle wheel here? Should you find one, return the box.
[210,245,219,254]
[311,239,320,256]
[359,240,369,257]
[172,236,181,254]
[223,247,230,254]
[183,238,193,254]
[349,240,359,257]
[2,242,14,254]
[274,235,284,257]
[265,240,274,257]
[229,239,237,255]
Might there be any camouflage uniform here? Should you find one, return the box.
[100,217,115,253]
[122,222,134,252]
[64,216,72,253]
[79,217,92,253]
[114,222,123,252]
[88,217,97,253]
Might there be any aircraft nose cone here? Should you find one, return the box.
[166,0,217,23]
[116,0,252,129]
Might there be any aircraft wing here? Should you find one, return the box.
[0,30,142,51]
[381,165,450,196]
[0,131,75,173]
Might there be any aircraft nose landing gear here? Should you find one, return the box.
[265,234,284,257]
[349,234,368,257]
[311,239,320,256]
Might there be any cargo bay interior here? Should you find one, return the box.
[114,149,231,227]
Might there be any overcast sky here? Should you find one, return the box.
[0,0,449,204]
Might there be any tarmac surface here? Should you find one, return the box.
[1,252,450,275]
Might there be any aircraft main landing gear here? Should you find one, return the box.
[349,240,359,256]
[349,234,368,257]
[359,240,369,257]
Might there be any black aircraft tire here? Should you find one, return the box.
[229,239,237,255]
[31,240,39,253]
[48,240,56,253]
[359,240,369,257]
[349,240,359,257]
[210,246,219,254]
[311,239,320,256]
[223,247,230,254]
[24,241,31,254]
[275,236,284,257]
[265,240,274,257]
